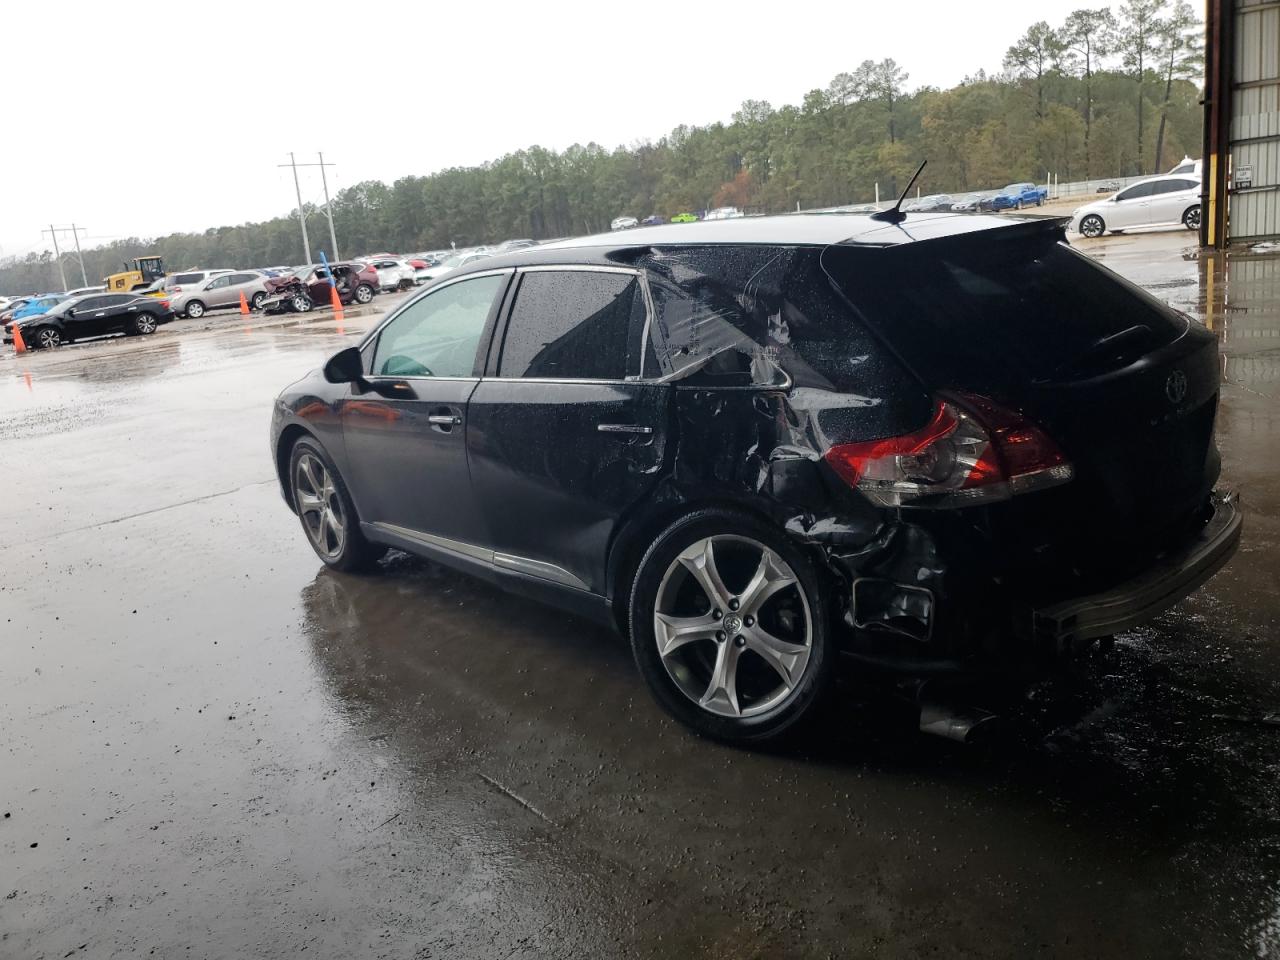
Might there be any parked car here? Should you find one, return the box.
[362,258,417,292]
[416,250,493,284]
[63,284,105,298]
[611,216,639,230]
[1071,175,1201,238]
[270,212,1239,744]
[261,262,379,312]
[670,212,699,223]
[982,182,1049,211]
[641,216,665,226]
[4,292,174,348]
[949,194,986,212]
[1095,179,1122,194]
[11,294,67,321]
[904,195,955,213]
[163,269,235,296]
[170,271,271,318]
[704,206,745,220]
[0,297,32,322]
[1168,157,1202,176]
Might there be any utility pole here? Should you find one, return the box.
[68,224,89,286]
[279,152,313,264]
[41,225,68,292]
[317,152,339,261]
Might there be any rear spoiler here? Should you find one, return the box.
[837,215,1070,250]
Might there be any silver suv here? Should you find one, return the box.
[170,271,270,318]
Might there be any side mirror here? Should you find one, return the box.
[66,308,75,317]
[324,345,365,384]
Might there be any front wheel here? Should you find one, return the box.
[628,509,832,744]
[1183,205,1201,230]
[288,438,387,572]
[353,284,374,304]
[1016,199,1024,210]
[1079,214,1106,238]
[185,300,206,319]
[251,291,266,310]
[289,293,313,313]
[131,312,158,335]
[33,325,62,349]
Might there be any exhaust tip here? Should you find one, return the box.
[919,701,1002,744]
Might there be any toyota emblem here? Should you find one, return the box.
[1165,369,1188,404]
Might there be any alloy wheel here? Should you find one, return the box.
[187,301,205,318]
[653,535,813,719]
[294,453,346,559]
[1081,216,1104,238]
[355,285,373,304]
[37,327,61,348]
[1185,206,1201,230]
[135,314,157,334]
[291,295,311,313]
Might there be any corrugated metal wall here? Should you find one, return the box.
[1230,0,1280,241]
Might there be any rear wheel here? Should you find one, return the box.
[628,510,832,744]
[185,299,206,319]
[1183,205,1201,230]
[1016,199,1024,210]
[1079,214,1105,238]
[354,283,374,304]
[33,326,62,349]
[131,312,158,335]
[288,437,387,572]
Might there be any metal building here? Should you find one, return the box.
[1203,0,1280,246]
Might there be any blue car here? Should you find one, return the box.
[12,294,67,321]
[983,182,1049,211]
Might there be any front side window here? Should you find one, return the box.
[208,276,231,289]
[1117,182,1155,201]
[372,273,505,378]
[497,270,644,380]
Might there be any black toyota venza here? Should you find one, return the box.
[270,212,1241,743]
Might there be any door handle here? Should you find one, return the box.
[428,414,461,426]
[597,423,653,435]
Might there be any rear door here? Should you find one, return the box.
[340,270,510,548]
[466,266,670,596]
[222,272,259,306]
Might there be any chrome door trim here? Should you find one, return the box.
[597,423,653,434]
[493,552,590,591]
[367,522,591,593]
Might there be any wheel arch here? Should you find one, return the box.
[275,423,318,513]
[604,495,783,637]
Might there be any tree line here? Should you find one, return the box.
[0,0,1202,296]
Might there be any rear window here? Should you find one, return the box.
[824,231,1186,385]
[173,273,204,284]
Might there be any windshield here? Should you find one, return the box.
[440,254,467,269]
[291,265,318,280]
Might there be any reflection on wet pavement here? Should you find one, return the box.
[2,235,1279,958]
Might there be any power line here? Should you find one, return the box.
[278,153,340,262]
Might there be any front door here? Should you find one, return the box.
[66,295,120,338]
[340,271,511,549]
[1110,181,1155,228]
[466,267,670,596]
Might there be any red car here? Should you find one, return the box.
[261,262,379,313]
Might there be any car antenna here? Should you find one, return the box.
[870,160,927,224]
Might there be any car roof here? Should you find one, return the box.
[1125,173,1199,187]
[532,211,1046,253]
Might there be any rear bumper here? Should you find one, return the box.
[1031,490,1241,646]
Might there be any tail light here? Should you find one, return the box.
[170,286,183,293]
[159,299,170,309]
[823,393,1073,508]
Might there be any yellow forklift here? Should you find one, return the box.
[105,255,166,292]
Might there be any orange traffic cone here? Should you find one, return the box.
[329,284,344,323]
[239,291,250,315]
[11,323,26,354]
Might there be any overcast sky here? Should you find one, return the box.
[5,0,1102,258]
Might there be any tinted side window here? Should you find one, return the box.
[76,297,104,311]
[101,295,132,307]
[173,273,203,285]
[372,274,504,378]
[498,271,642,380]
[1118,182,1155,200]
[1175,178,1198,191]
[227,273,256,284]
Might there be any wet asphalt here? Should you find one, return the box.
[2,230,1278,959]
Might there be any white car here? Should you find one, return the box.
[1168,156,1202,176]
[363,257,416,292]
[1071,174,1201,238]
[703,206,744,220]
[610,216,638,230]
[416,250,493,284]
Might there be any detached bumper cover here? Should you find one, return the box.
[1032,490,1242,645]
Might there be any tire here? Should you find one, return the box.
[1183,205,1201,231]
[1079,214,1106,238]
[1036,197,1044,207]
[289,293,313,313]
[185,299,206,319]
[628,509,832,744]
[251,291,266,310]
[287,437,387,573]
[32,325,62,349]
[131,312,158,335]
[1016,199,1024,210]
[354,284,374,305]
